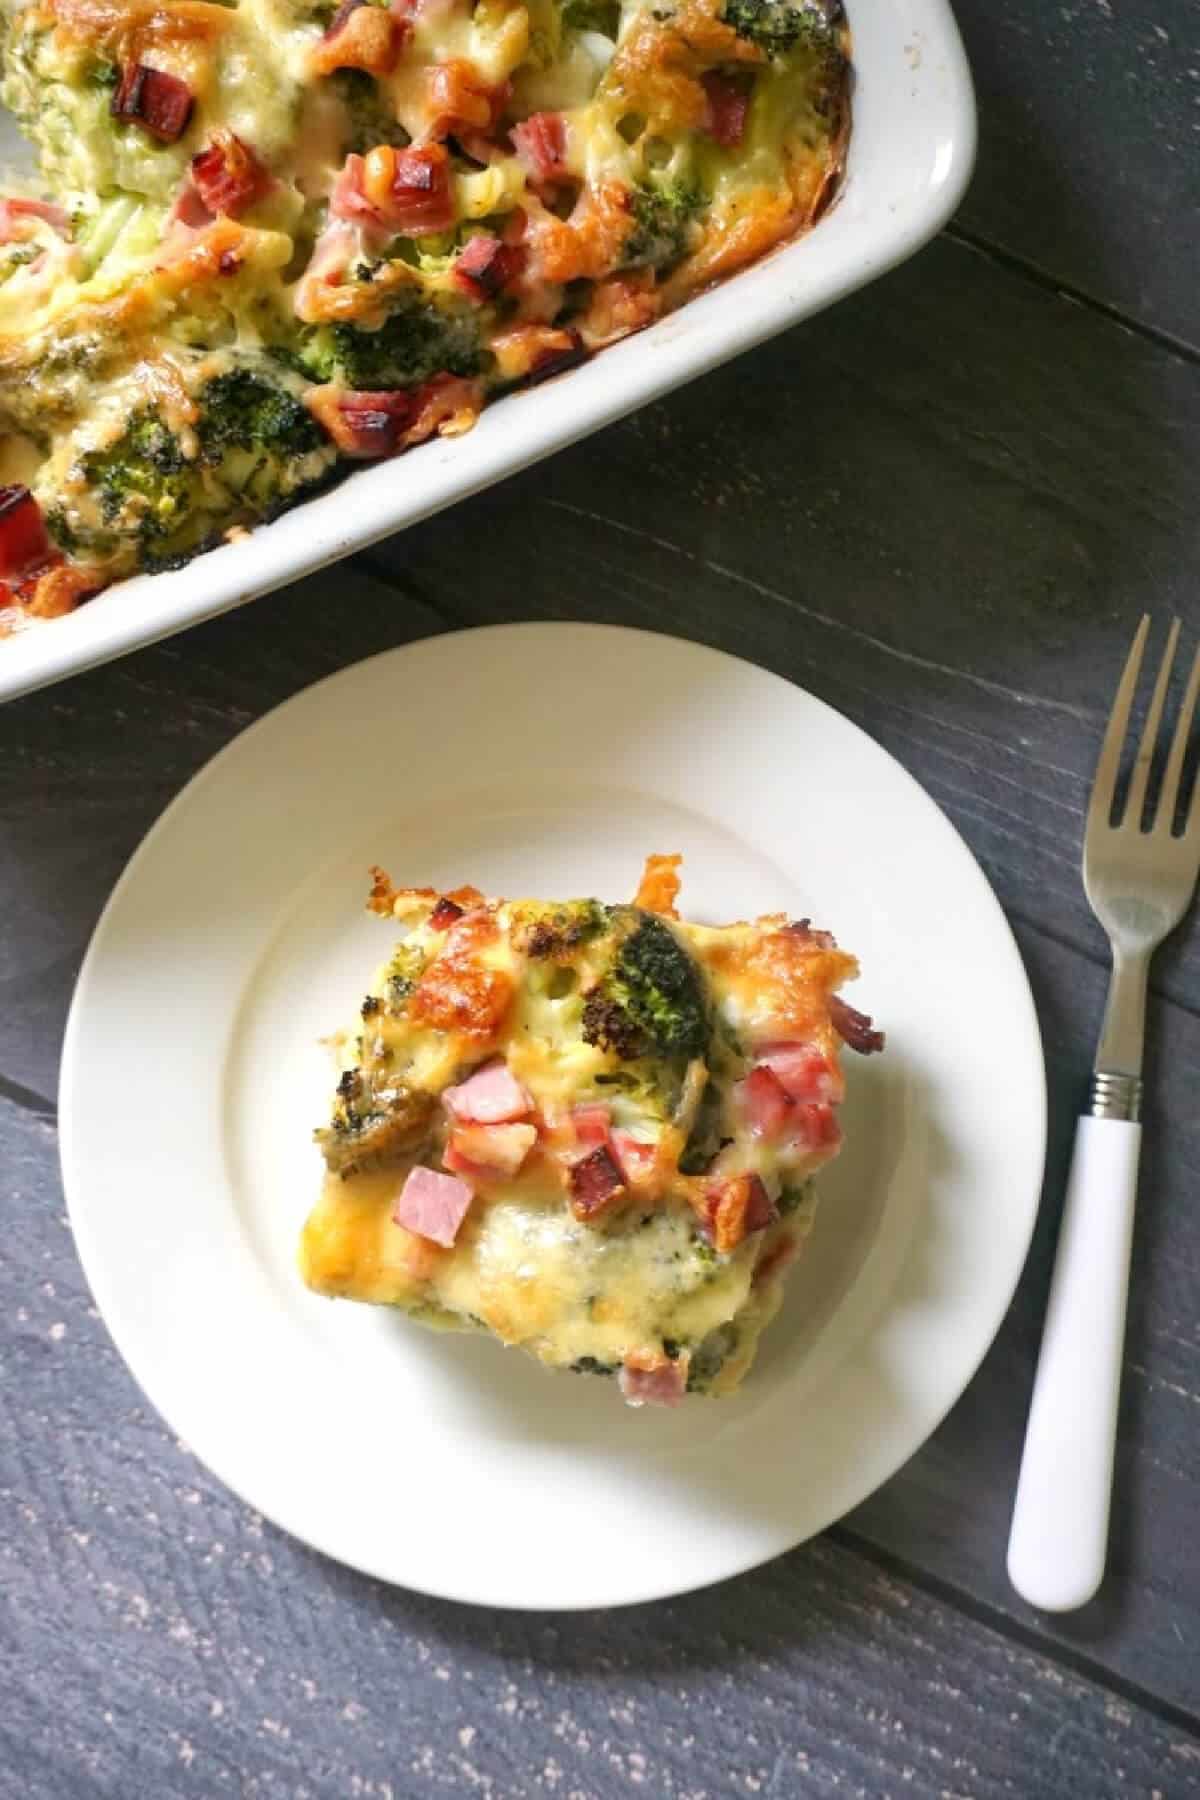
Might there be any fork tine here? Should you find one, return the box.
[1167,643,1200,841]
[1127,617,1180,830]
[1088,615,1150,834]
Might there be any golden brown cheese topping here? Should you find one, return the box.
[0,0,850,629]
[300,853,882,1405]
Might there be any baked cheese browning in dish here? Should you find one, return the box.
[300,854,883,1405]
[0,0,851,630]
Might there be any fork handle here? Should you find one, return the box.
[1007,1115,1141,1612]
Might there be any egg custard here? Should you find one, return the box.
[0,0,850,629]
[301,854,882,1405]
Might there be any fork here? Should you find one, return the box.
[1007,616,1200,1613]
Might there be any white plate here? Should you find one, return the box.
[60,620,1044,1610]
[0,0,976,701]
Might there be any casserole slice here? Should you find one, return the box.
[300,854,882,1404]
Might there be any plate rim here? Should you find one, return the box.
[59,620,1046,1610]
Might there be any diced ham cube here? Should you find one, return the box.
[571,1104,611,1150]
[363,143,456,235]
[430,896,465,930]
[830,994,886,1055]
[444,1121,537,1178]
[739,1064,792,1138]
[618,1352,689,1408]
[699,1173,774,1254]
[329,154,383,227]
[787,1102,841,1154]
[452,234,524,301]
[169,179,214,230]
[610,1129,656,1183]
[701,71,752,148]
[190,132,268,217]
[398,373,482,445]
[305,386,418,458]
[443,1060,532,1125]
[0,487,52,580]
[0,198,69,243]
[569,1145,625,1220]
[756,1042,844,1105]
[510,111,567,185]
[743,1174,774,1234]
[111,64,194,143]
[393,1165,473,1247]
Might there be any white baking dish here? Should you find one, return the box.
[0,0,975,701]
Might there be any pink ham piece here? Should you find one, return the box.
[452,234,524,301]
[0,197,69,242]
[787,1101,841,1154]
[739,1053,843,1151]
[190,132,268,217]
[571,1103,611,1150]
[305,386,418,458]
[168,179,213,231]
[111,64,194,143]
[385,146,455,235]
[740,1064,792,1138]
[511,112,567,185]
[329,155,383,227]
[610,1129,656,1182]
[830,994,886,1055]
[619,1354,689,1408]
[701,70,751,147]
[568,1144,625,1220]
[756,1042,844,1104]
[0,487,52,580]
[429,896,465,930]
[443,1060,532,1125]
[444,1121,536,1178]
[393,1165,473,1247]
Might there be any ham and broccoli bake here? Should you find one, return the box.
[0,0,850,628]
[301,855,882,1406]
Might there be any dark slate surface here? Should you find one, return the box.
[951,0,1200,351]
[4,1099,1200,1800]
[4,0,1200,1789]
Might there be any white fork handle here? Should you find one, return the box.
[1007,1115,1141,1612]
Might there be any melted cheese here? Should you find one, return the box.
[301,874,866,1398]
[0,0,850,621]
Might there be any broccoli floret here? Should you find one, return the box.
[722,0,839,57]
[621,180,703,272]
[42,356,337,572]
[678,1075,726,1175]
[297,291,484,390]
[317,1067,436,1176]
[383,939,428,1007]
[327,68,401,155]
[84,411,191,533]
[687,1323,739,1391]
[582,909,708,1063]
[197,368,325,458]
[561,0,620,33]
[778,1181,816,1217]
[511,898,609,959]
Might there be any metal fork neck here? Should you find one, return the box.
[1089,946,1148,1120]
[1087,1070,1143,1122]
[1094,945,1148,1078]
